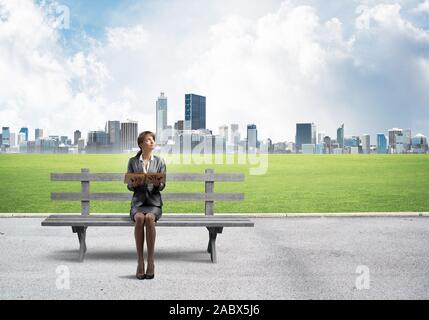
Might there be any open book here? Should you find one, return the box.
[124,173,166,187]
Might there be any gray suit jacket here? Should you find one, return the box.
[127,154,166,209]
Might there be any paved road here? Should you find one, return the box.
[0,217,428,299]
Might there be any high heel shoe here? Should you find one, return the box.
[145,264,155,280]
[136,265,145,280]
[136,273,145,280]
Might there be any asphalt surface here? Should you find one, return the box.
[0,217,428,300]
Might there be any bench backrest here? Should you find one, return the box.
[51,168,245,216]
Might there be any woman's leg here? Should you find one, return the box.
[134,213,146,276]
[144,213,156,275]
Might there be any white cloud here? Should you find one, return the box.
[412,0,429,13]
[107,25,149,50]
[182,1,429,140]
[1,0,429,143]
[0,0,137,139]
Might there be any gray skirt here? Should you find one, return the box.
[130,205,162,223]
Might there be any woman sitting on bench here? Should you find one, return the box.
[127,131,166,280]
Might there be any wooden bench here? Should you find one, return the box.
[41,168,254,263]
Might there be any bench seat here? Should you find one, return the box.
[42,215,254,227]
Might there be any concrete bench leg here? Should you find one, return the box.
[72,227,87,262]
[206,227,223,263]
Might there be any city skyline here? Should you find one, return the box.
[2,112,429,155]
[2,113,428,150]
[1,0,429,142]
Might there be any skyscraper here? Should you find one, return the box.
[19,127,29,142]
[324,136,332,154]
[230,124,240,146]
[10,133,16,147]
[174,120,184,132]
[105,120,121,151]
[74,130,81,146]
[337,124,344,149]
[35,129,43,140]
[411,134,428,153]
[18,132,26,145]
[87,131,109,153]
[219,125,229,142]
[156,92,168,144]
[377,133,387,154]
[317,131,326,144]
[2,127,10,147]
[247,124,258,152]
[121,121,138,151]
[395,132,404,154]
[361,134,370,154]
[388,128,402,153]
[295,123,315,152]
[403,128,412,152]
[185,94,206,130]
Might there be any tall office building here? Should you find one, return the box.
[388,128,402,153]
[247,124,258,152]
[174,120,184,132]
[219,125,229,142]
[87,131,108,145]
[105,120,121,151]
[344,136,360,148]
[337,124,344,148]
[295,123,315,152]
[230,124,240,146]
[87,131,108,153]
[376,133,387,154]
[312,124,317,144]
[185,94,206,130]
[361,134,370,154]
[121,121,138,151]
[19,127,29,142]
[35,129,43,140]
[324,136,332,154]
[18,132,26,145]
[411,134,428,153]
[317,132,326,144]
[156,92,168,144]
[2,127,10,147]
[403,129,412,152]
[395,132,404,154]
[78,138,85,153]
[74,130,81,145]
[10,133,16,147]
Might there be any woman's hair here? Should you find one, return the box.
[136,131,156,157]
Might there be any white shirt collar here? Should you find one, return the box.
[139,154,154,162]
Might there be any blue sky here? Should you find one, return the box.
[1,0,429,142]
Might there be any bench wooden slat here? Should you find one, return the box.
[42,214,254,227]
[42,220,254,227]
[51,173,245,182]
[51,192,244,201]
[44,215,250,220]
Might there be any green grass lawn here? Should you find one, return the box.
[0,154,428,214]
